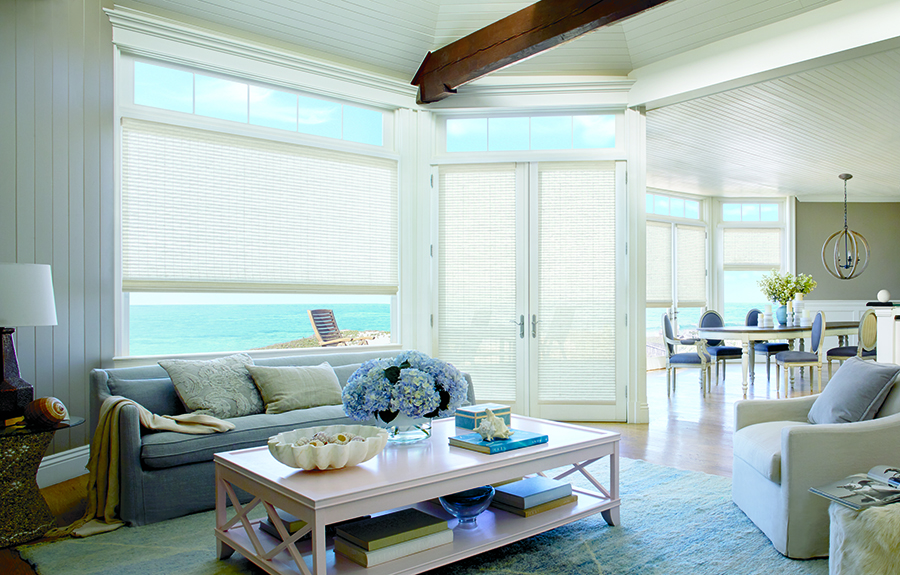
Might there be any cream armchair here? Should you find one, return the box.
[732,378,900,558]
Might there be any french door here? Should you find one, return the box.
[645,220,708,369]
[435,161,626,422]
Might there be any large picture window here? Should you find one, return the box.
[119,106,398,356]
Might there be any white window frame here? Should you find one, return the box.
[113,53,404,360]
[433,110,627,164]
[713,198,791,316]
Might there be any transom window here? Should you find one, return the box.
[722,202,779,222]
[133,60,385,146]
[445,114,615,153]
[646,192,701,219]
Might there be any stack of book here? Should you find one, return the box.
[259,508,309,540]
[260,509,369,542]
[333,508,452,567]
[490,476,577,517]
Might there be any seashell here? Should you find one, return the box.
[24,397,68,428]
[334,432,354,444]
[350,435,365,442]
[308,440,325,447]
[293,437,310,446]
[476,408,514,442]
[312,431,330,443]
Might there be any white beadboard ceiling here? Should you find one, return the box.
[124,0,900,201]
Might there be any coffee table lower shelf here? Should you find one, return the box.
[216,488,616,575]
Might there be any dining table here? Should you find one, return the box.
[696,321,858,398]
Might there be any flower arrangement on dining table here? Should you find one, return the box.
[758,270,817,305]
[341,351,469,424]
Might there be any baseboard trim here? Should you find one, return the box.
[37,445,89,488]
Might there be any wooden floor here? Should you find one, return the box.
[2,361,825,572]
[581,362,825,478]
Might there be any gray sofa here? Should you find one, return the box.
[90,349,476,526]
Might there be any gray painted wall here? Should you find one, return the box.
[1,0,114,453]
[796,200,900,301]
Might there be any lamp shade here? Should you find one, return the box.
[0,263,58,327]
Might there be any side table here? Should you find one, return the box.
[0,417,84,547]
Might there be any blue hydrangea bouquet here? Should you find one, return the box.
[342,351,468,425]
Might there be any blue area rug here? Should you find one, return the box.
[18,458,828,574]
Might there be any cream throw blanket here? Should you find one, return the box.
[50,396,235,538]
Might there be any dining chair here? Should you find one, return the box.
[826,309,877,379]
[699,310,742,384]
[745,308,789,382]
[775,311,826,397]
[661,313,711,396]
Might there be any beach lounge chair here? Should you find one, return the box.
[308,309,374,347]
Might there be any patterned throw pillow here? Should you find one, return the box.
[159,353,263,419]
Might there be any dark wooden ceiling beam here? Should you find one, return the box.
[411,0,672,104]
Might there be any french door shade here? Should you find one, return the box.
[121,119,398,294]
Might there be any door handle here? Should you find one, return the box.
[532,314,541,338]
[509,315,525,339]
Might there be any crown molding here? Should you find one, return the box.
[105,6,418,109]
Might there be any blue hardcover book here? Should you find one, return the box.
[492,476,573,509]
[448,429,548,455]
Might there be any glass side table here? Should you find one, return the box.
[0,417,84,547]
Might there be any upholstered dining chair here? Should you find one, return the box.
[774,311,825,397]
[826,309,877,379]
[699,310,742,384]
[745,308,789,382]
[661,313,710,396]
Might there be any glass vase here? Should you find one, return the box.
[374,412,432,444]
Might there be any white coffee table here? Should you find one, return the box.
[214,415,620,575]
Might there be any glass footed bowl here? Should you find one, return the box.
[439,485,495,529]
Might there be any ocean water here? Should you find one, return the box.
[129,303,390,356]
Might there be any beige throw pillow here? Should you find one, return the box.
[159,353,263,419]
[247,362,343,414]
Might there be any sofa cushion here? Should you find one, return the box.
[106,377,184,416]
[808,357,900,424]
[247,363,343,414]
[140,404,363,469]
[333,363,362,387]
[159,353,264,419]
[733,420,810,484]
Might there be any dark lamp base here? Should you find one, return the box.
[1,328,34,423]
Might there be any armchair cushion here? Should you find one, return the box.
[808,357,900,424]
[876,379,900,418]
[733,420,809,483]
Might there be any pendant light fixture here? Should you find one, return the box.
[821,173,869,280]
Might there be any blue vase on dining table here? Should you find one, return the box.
[775,305,787,326]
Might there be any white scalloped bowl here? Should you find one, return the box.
[267,424,389,470]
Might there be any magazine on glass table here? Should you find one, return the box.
[809,465,900,510]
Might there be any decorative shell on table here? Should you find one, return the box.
[24,397,68,427]
[268,424,389,470]
[476,408,514,442]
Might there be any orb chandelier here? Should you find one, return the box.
[821,173,869,280]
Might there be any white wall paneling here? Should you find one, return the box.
[2,0,115,455]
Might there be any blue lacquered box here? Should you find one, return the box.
[455,403,512,430]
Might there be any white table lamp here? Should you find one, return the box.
[0,263,58,423]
